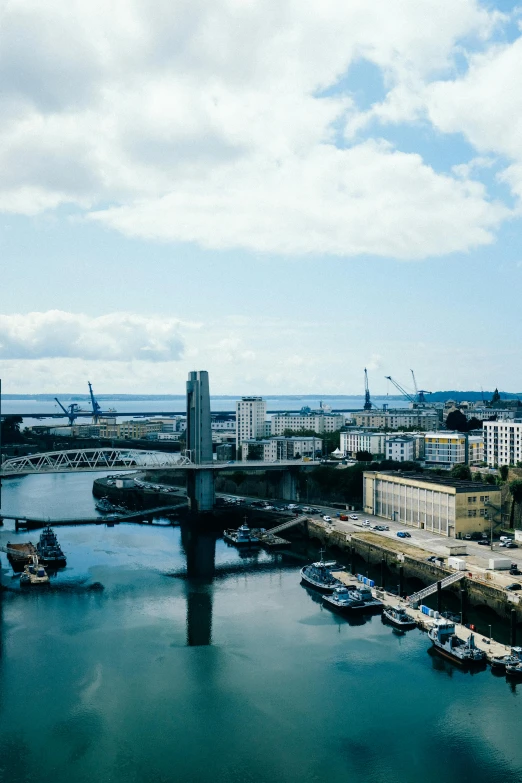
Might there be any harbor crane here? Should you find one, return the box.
[385,375,417,405]
[410,370,431,406]
[363,368,372,410]
[54,398,83,426]
[88,382,103,423]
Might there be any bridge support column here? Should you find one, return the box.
[279,471,298,502]
[186,470,215,514]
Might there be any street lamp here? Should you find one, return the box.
[489,624,492,641]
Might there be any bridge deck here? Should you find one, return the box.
[0,505,182,529]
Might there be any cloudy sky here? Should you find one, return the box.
[1,0,521,395]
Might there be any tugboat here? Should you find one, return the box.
[382,605,417,630]
[428,618,486,666]
[322,586,367,614]
[223,520,260,548]
[492,647,522,672]
[36,526,66,567]
[20,556,50,587]
[300,551,344,593]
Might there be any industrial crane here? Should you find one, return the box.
[363,368,372,410]
[410,370,431,405]
[385,375,417,405]
[88,381,103,423]
[54,398,82,426]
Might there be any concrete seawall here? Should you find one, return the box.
[301,519,522,623]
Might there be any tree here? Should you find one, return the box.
[450,464,471,480]
[467,417,483,431]
[355,450,373,462]
[510,479,522,503]
[1,415,24,444]
[499,465,509,482]
[446,409,468,433]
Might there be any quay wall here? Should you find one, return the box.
[301,519,522,623]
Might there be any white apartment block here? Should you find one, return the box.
[424,431,466,467]
[241,436,322,462]
[270,412,344,436]
[236,397,267,448]
[386,436,415,462]
[340,430,386,457]
[484,420,522,467]
[353,410,440,430]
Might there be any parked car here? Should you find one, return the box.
[322,515,332,523]
[477,539,490,546]
[510,567,522,576]
[397,531,411,538]
[339,514,348,521]
[362,520,371,527]
[382,526,390,531]
[506,583,522,591]
[349,514,358,520]
[464,534,472,540]
[426,556,437,563]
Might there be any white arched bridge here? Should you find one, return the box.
[0,449,316,476]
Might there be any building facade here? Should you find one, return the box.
[424,431,467,468]
[236,397,267,448]
[353,410,440,430]
[270,412,344,436]
[340,430,386,458]
[483,419,522,467]
[385,436,415,462]
[363,471,501,538]
[241,436,322,462]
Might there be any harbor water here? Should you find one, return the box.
[1,473,522,783]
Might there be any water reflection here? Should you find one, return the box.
[180,524,216,647]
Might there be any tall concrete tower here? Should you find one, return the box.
[186,371,215,512]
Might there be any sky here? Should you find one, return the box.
[1,0,522,396]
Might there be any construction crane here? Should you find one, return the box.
[88,381,103,423]
[54,398,82,426]
[363,368,372,410]
[410,370,431,405]
[385,376,417,405]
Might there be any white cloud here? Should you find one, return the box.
[0,311,187,361]
[0,0,511,258]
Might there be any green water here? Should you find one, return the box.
[0,474,521,783]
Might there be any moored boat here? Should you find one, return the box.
[20,557,50,587]
[505,662,522,679]
[36,526,66,567]
[223,523,260,548]
[322,586,366,613]
[346,585,384,613]
[428,619,486,666]
[6,541,37,572]
[491,647,522,672]
[300,553,343,593]
[383,605,417,630]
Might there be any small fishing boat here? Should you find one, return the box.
[20,557,50,587]
[491,647,522,672]
[323,586,366,614]
[428,619,486,666]
[383,605,417,630]
[300,551,343,593]
[223,522,260,548]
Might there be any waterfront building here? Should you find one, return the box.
[270,411,344,436]
[236,397,267,448]
[385,436,415,462]
[424,431,467,468]
[340,430,386,458]
[353,409,440,430]
[483,419,522,467]
[98,418,163,440]
[363,471,501,538]
[241,436,322,462]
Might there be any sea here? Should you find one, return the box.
[0,472,521,783]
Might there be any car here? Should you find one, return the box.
[506,583,522,591]
[288,504,298,510]
[464,534,472,540]
[477,539,490,546]
[349,514,358,520]
[362,520,371,527]
[510,568,522,576]
[322,515,332,523]
[397,531,407,538]
[382,526,390,531]
[426,556,437,563]
[310,508,320,514]
[263,505,274,511]
[373,525,383,531]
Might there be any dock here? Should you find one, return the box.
[332,571,512,664]
[1,505,182,530]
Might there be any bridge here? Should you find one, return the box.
[0,449,318,476]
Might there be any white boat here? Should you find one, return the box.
[382,605,417,630]
[428,619,486,666]
[505,662,522,678]
[223,523,260,547]
[491,646,522,671]
[322,586,367,613]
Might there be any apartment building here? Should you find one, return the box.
[424,431,467,468]
[236,397,267,448]
[241,436,322,462]
[385,436,415,462]
[484,419,522,467]
[340,430,386,458]
[353,409,440,430]
[270,412,344,436]
[98,418,163,440]
[363,471,501,538]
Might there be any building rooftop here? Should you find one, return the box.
[374,470,499,493]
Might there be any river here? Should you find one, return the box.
[0,473,521,783]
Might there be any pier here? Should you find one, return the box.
[0,505,182,530]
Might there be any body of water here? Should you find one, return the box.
[0,473,521,783]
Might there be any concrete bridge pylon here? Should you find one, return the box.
[186,370,215,513]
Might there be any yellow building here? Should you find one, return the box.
[363,471,501,538]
